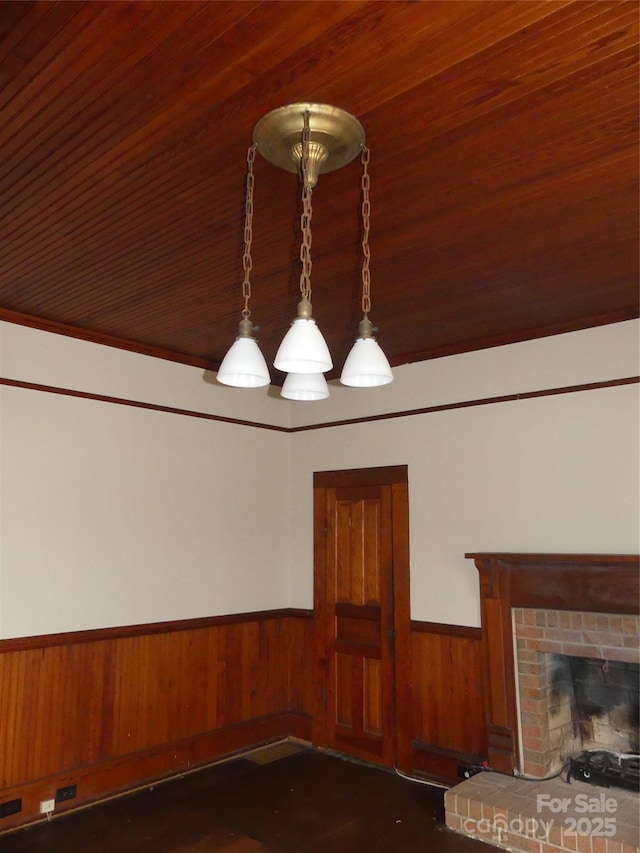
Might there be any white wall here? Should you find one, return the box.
[288,321,640,429]
[287,321,640,626]
[0,322,290,430]
[0,323,290,638]
[0,320,637,637]
[288,384,639,626]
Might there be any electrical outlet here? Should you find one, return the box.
[56,784,77,803]
[0,798,22,818]
[39,799,55,814]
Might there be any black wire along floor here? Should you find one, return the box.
[0,746,496,852]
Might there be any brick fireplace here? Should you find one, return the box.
[445,554,640,853]
[513,606,639,778]
[468,553,639,775]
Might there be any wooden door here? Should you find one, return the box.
[313,467,411,769]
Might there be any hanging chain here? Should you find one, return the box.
[241,143,258,319]
[360,145,371,317]
[298,111,313,304]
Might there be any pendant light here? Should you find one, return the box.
[273,110,332,376]
[281,372,329,401]
[217,144,270,388]
[340,146,393,387]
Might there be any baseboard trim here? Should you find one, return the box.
[412,740,487,786]
[0,711,311,833]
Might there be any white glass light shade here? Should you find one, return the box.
[217,337,270,388]
[281,372,329,401]
[273,318,333,374]
[340,336,393,387]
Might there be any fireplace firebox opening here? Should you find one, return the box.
[513,606,640,779]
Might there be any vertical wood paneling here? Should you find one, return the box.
[410,624,486,779]
[363,499,381,605]
[364,658,382,735]
[352,657,364,734]
[0,643,116,786]
[350,500,363,605]
[335,654,353,727]
[336,501,352,603]
[286,615,314,720]
[0,610,314,829]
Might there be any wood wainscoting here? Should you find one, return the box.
[410,621,487,784]
[0,608,489,830]
[0,609,314,831]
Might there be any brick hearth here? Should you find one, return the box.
[446,772,640,853]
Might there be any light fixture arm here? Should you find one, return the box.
[216,142,270,388]
[360,145,372,322]
[240,143,258,329]
[339,143,393,387]
[297,111,314,317]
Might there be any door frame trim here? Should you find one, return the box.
[312,465,412,771]
[314,465,409,488]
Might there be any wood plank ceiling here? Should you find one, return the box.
[1,1,638,379]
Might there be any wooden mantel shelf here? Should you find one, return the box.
[466,552,640,565]
[466,553,640,774]
[467,552,639,614]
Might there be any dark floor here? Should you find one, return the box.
[0,746,496,852]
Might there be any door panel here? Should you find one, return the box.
[335,653,353,726]
[323,483,395,766]
[313,467,412,773]
[364,658,382,734]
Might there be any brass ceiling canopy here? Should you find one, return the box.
[253,103,365,188]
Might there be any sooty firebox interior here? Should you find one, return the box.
[549,655,639,755]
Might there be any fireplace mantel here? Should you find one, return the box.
[466,552,640,773]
